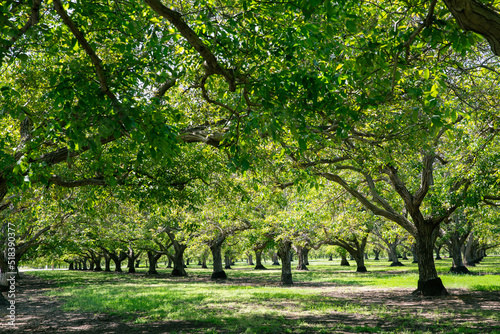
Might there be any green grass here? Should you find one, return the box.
[27,256,500,333]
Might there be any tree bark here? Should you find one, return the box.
[210,238,227,279]
[448,231,470,274]
[247,254,254,266]
[272,252,280,265]
[224,253,232,269]
[340,253,350,266]
[414,226,448,296]
[277,241,293,285]
[103,253,111,272]
[147,251,161,275]
[254,249,267,270]
[442,0,500,56]
[170,242,187,277]
[373,249,380,260]
[293,245,309,271]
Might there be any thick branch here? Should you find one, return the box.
[318,172,418,236]
[144,0,236,91]
[53,0,119,104]
[443,0,500,56]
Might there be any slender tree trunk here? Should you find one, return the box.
[415,227,448,296]
[373,249,380,261]
[254,250,267,270]
[89,260,95,271]
[210,240,227,279]
[247,254,254,266]
[328,254,333,261]
[277,241,293,285]
[167,257,172,268]
[135,260,140,268]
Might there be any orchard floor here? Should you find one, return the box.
[2,259,500,333]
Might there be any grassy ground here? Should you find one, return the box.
[24,256,500,333]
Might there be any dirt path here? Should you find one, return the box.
[1,274,499,333]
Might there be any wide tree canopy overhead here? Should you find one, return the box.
[1,0,500,296]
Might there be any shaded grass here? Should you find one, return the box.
[27,256,500,333]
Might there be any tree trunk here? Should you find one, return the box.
[109,252,127,272]
[167,257,172,268]
[293,245,308,271]
[464,233,476,266]
[89,260,95,271]
[388,243,404,266]
[147,251,160,275]
[340,253,350,266]
[411,244,418,264]
[210,241,227,279]
[328,254,333,261]
[448,232,470,274]
[373,249,380,261]
[350,250,367,273]
[171,242,187,277]
[103,253,111,272]
[247,254,254,266]
[224,253,232,269]
[82,258,88,270]
[414,227,448,296]
[272,252,280,265]
[254,250,267,270]
[277,241,293,285]
[94,255,103,272]
[135,260,140,268]
[435,245,442,260]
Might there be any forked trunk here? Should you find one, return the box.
[277,241,293,285]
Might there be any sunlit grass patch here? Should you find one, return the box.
[27,255,500,333]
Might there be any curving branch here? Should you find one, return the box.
[317,172,418,236]
[53,0,119,105]
[144,0,236,91]
[443,0,500,56]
